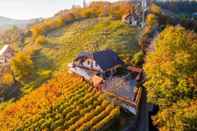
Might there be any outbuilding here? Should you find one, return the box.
[0,45,14,65]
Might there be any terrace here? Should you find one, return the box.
[69,65,96,80]
[102,75,139,115]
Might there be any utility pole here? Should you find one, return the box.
[142,0,146,28]
[141,0,151,28]
[83,0,86,8]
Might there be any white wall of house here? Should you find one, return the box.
[75,58,102,71]
[0,56,6,64]
[0,45,13,64]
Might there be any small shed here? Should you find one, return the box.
[0,45,14,64]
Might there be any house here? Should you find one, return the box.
[69,50,142,115]
[122,12,139,26]
[0,45,14,65]
[69,49,124,80]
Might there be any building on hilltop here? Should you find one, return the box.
[0,45,14,65]
[69,49,143,115]
[122,12,139,26]
[68,49,124,80]
[122,0,152,28]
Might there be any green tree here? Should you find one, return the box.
[11,52,35,83]
[132,51,144,66]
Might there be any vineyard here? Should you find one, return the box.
[0,72,120,130]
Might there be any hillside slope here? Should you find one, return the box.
[0,16,39,30]
[0,1,141,130]
[21,17,140,93]
[0,17,140,130]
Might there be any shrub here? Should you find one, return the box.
[132,51,144,66]
[0,73,14,87]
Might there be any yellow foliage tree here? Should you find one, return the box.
[144,26,197,130]
[146,14,158,28]
[145,26,197,105]
[35,35,47,45]
[0,73,14,87]
[11,52,35,83]
[150,3,161,15]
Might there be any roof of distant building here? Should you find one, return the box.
[192,12,197,16]
[0,45,9,56]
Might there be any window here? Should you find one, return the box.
[87,60,90,65]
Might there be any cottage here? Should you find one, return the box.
[69,49,124,80]
[0,45,14,65]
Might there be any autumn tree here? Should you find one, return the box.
[11,52,35,83]
[89,1,107,17]
[35,35,47,45]
[81,8,97,18]
[61,12,75,21]
[31,24,43,38]
[118,2,135,15]
[144,26,197,130]
[29,1,135,39]
[0,73,14,87]
[149,3,161,15]
[154,100,197,131]
[146,14,158,29]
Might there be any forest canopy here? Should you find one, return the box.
[144,26,197,131]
